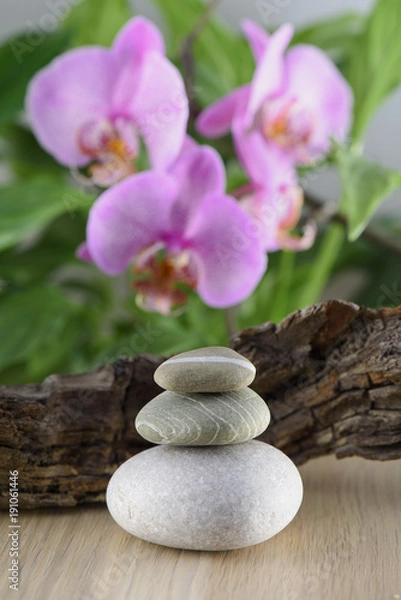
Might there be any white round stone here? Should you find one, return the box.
[106,441,303,551]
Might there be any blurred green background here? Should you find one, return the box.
[0,0,401,384]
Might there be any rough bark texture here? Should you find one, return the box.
[1,300,400,509]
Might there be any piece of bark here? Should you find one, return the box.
[233,301,401,463]
[0,300,400,509]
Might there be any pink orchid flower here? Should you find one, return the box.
[77,142,267,314]
[197,19,353,168]
[237,146,316,252]
[26,17,189,186]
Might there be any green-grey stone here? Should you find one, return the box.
[135,388,270,445]
[153,346,256,392]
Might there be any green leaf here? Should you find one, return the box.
[0,285,79,373]
[26,312,86,381]
[153,0,254,94]
[152,0,202,56]
[353,220,401,309]
[0,177,95,252]
[237,237,344,328]
[226,160,248,194]
[323,217,401,310]
[0,123,64,179]
[347,0,401,140]
[292,12,365,71]
[338,148,401,241]
[295,223,345,309]
[194,62,233,106]
[195,34,253,94]
[0,30,70,126]
[92,317,211,367]
[63,0,132,47]
[0,212,88,286]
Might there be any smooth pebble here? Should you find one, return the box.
[106,441,303,551]
[154,346,256,392]
[135,388,270,445]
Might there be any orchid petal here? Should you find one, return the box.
[131,52,189,170]
[86,172,178,275]
[284,45,353,156]
[112,16,165,65]
[247,23,294,124]
[278,222,317,252]
[233,121,270,184]
[181,135,199,154]
[111,17,166,113]
[237,148,303,252]
[76,242,93,263]
[196,85,250,138]
[241,19,269,62]
[233,115,295,189]
[169,144,226,229]
[26,48,117,166]
[186,194,266,307]
[240,190,280,252]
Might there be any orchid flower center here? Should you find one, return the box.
[261,98,314,157]
[78,117,138,187]
[133,244,198,315]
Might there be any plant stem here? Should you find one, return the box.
[297,222,345,309]
[269,250,296,323]
[180,0,223,119]
[224,306,238,339]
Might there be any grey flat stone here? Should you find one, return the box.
[106,441,303,551]
[154,346,256,392]
[135,388,270,445]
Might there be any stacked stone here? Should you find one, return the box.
[107,347,303,551]
[136,347,269,446]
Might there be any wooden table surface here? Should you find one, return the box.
[1,455,400,600]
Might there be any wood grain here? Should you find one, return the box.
[1,455,400,600]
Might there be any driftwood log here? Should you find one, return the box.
[1,300,400,509]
